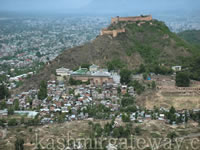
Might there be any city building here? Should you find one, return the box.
[56,67,72,77]
[172,66,182,72]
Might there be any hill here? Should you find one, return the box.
[15,18,199,93]
[178,30,200,47]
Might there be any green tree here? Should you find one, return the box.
[135,126,141,135]
[185,111,188,123]
[113,128,120,138]
[0,119,6,127]
[93,123,103,137]
[121,96,135,107]
[88,121,93,127]
[38,80,47,100]
[107,59,125,71]
[167,106,177,124]
[69,88,74,95]
[189,56,200,81]
[143,73,148,80]
[120,69,132,85]
[177,114,183,124]
[15,137,24,150]
[122,113,130,122]
[81,63,91,69]
[58,113,65,123]
[36,51,41,57]
[153,65,173,75]
[167,132,177,141]
[20,117,25,124]
[170,106,176,114]
[8,107,14,115]
[0,83,10,100]
[176,72,190,87]
[130,80,145,95]
[138,64,146,73]
[14,99,20,110]
[122,105,137,112]
[104,123,112,136]
[0,100,7,109]
[8,118,17,126]
[152,81,156,89]
[69,77,82,85]
[117,86,121,94]
[0,75,7,82]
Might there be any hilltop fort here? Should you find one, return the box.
[100,15,152,37]
[111,15,152,24]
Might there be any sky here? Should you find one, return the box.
[0,0,92,12]
[0,0,199,14]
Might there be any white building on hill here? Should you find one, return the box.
[56,67,72,77]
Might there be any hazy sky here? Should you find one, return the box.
[0,0,199,14]
[0,0,92,11]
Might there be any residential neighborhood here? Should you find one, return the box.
[1,64,200,127]
[0,16,110,81]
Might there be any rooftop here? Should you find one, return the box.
[89,64,99,68]
[91,71,111,77]
[72,68,89,75]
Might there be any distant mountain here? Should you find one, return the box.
[15,18,199,93]
[178,30,200,47]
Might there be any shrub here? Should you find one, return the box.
[135,126,142,135]
[15,137,24,150]
[176,72,190,87]
[107,59,125,71]
[8,118,17,126]
[38,80,47,100]
[120,69,132,85]
[129,80,145,95]
[121,96,135,107]
[122,113,130,122]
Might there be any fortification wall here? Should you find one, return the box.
[100,29,113,36]
[100,15,152,37]
[100,28,125,37]
[111,15,152,24]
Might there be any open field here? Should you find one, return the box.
[144,90,200,110]
[138,77,200,110]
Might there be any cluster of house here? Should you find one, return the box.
[1,64,200,126]
[110,107,200,128]
[0,76,126,124]
[39,80,127,123]
[0,81,199,126]
[0,71,35,89]
[120,107,190,125]
[9,72,34,82]
[0,110,39,118]
[0,89,41,117]
[0,65,126,123]
[1,76,199,125]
